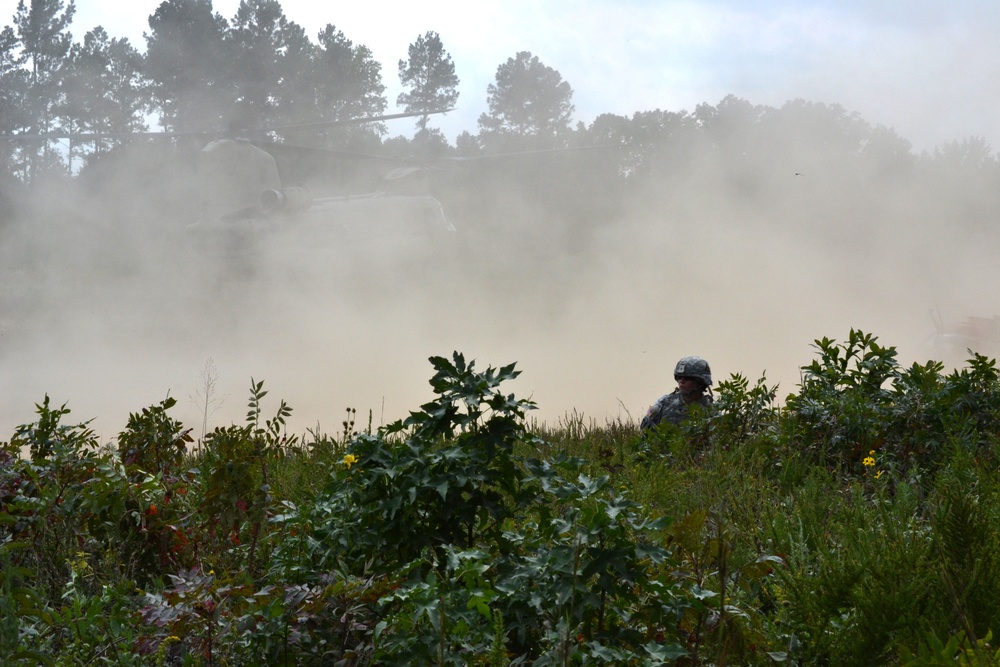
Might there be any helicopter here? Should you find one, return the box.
[2,109,459,268]
[188,133,454,257]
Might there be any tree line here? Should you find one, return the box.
[0,0,578,183]
[2,0,998,235]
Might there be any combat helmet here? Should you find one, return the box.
[674,356,712,387]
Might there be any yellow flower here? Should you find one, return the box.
[863,456,875,467]
[343,454,358,470]
[875,470,883,479]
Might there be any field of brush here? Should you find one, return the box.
[3,333,1000,666]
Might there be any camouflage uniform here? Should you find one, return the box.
[640,391,713,430]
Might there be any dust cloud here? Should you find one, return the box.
[2,133,998,444]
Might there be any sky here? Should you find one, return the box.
[2,0,1000,151]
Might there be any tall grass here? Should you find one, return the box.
[3,335,1000,664]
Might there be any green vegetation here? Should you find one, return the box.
[4,333,1000,665]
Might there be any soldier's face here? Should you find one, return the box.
[676,376,702,397]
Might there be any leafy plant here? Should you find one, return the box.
[304,353,541,572]
[198,378,297,577]
[898,630,1000,666]
[374,547,499,665]
[784,330,899,468]
[117,396,193,482]
[3,397,108,602]
[711,373,779,444]
[499,464,689,663]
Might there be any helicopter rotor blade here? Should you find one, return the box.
[0,108,454,143]
[263,108,452,133]
[0,128,208,141]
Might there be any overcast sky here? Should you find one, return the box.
[2,0,999,151]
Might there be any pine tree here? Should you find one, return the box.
[397,31,459,133]
[478,51,574,147]
[13,0,76,177]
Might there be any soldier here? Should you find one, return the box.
[640,356,714,430]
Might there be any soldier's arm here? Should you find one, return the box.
[640,395,667,430]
